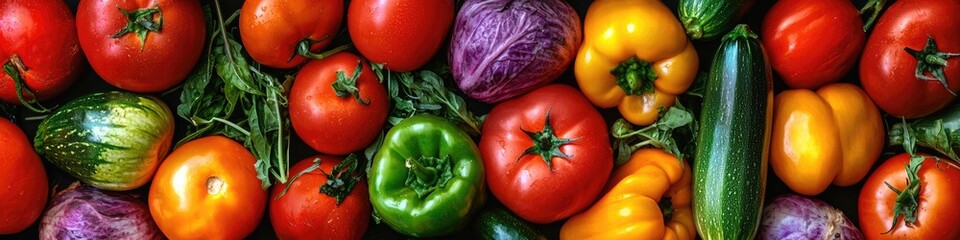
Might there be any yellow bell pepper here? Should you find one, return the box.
[575,0,699,126]
[560,148,696,240]
[771,83,884,195]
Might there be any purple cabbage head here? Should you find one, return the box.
[758,194,863,240]
[40,183,163,240]
[449,0,581,103]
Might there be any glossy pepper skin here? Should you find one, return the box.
[561,148,696,240]
[368,115,486,237]
[771,83,884,195]
[575,0,699,126]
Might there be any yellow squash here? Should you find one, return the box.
[575,0,699,126]
[771,83,884,195]
[560,148,695,240]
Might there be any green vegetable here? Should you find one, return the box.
[889,102,960,163]
[679,0,754,40]
[611,100,698,166]
[473,207,545,240]
[368,115,485,237]
[693,24,773,240]
[34,91,174,191]
[177,3,290,188]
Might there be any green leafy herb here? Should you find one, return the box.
[177,1,289,188]
[611,100,698,166]
[372,64,483,135]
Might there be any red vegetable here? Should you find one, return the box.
[270,156,370,240]
[0,0,84,111]
[347,0,454,72]
[289,52,389,155]
[0,117,47,234]
[860,0,960,118]
[239,0,345,69]
[77,0,205,92]
[761,0,865,89]
[479,84,613,224]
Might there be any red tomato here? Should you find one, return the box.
[289,52,388,155]
[0,0,83,106]
[347,0,454,72]
[270,155,370,240]
[240,0,344,69]
[77,0,205,93]
[761,0,864,89]
[860,0,960,118]
[149,136,266,240]
[858,153,960,239]
[0,118,47,234]
[479,84,613,224]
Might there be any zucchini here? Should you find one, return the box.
[679,0,754,40]
[692,24,773,240]
[889,102,960,162]
[473,207,545,240]
[34,91,174,191]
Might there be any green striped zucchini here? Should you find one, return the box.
[34,91,174,191]
[692,24,773,239]
[679,0,754,40]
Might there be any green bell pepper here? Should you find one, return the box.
[369,114,486,237]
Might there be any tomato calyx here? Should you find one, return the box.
[112,6,163,49]
[404,155,453,199]
[859,0,888,32]
[517,112,578,171]
[611,56,658,95]
[293,38,352,61]
[904,36,960,96]
[275,155,364,205]
[1,55,51,113]
[658,197,675,224]
[882,155,924,234]
[333,61,370,105]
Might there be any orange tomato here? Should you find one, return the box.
[770,83,884,195]
[149,136,266,240]
[0,118,47,234]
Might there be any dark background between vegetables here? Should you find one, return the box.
[4,0,886,239]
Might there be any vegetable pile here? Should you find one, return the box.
[5,0,960,239]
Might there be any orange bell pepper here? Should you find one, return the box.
[560,148,695,240]
[575,0,699,126]
[771,83,884,195]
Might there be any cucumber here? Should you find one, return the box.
[473,207,545,240]
[692,24,773,240]
[679,0,754,40]
[34,91,174,191]
[889,102,960,162]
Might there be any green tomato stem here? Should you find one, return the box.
[111,5,163,49]
[2,55,51,113]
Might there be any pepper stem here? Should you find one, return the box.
[859,0,887,32]
[905,36,960,96]
[293,37,352,61]
[882,155,924,234]
[112,6,163,50]
[404,155,454,199]
[2,55,51,113]
[611,56,658,95]
[332,61,369,105]
[517,112,578,171]
[659,197,675,224]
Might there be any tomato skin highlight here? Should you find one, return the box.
[480,84,613,224]
[761,0,865,89]
[0,0,84,104]
[859,0,960,118]
[347,0,454,72]
[0,118,48,234]
[270,156,371,240]
[239,0,344,69]
[76,0,205,93]
[858,153,960,239]
[289,52,388,155]
[149,136,267,240]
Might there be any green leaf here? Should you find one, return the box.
[611,100,697,166]
[213,37,262,96]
